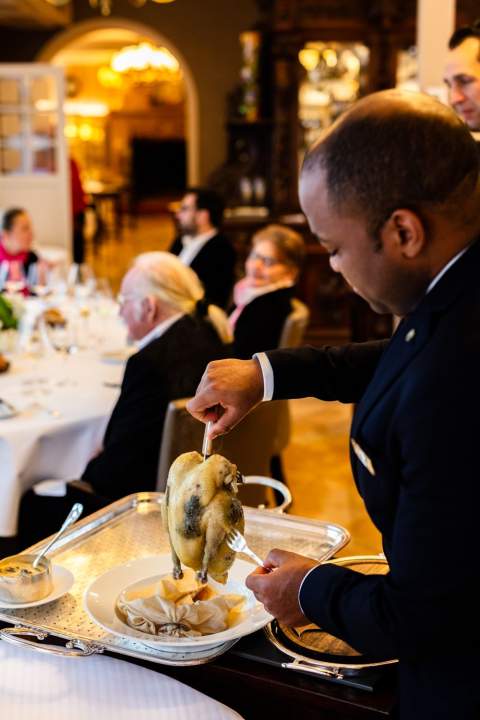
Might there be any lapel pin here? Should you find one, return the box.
[405,328,416,342]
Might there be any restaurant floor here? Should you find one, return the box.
[87,212,382,557]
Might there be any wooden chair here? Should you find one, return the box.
[278,297,310,349]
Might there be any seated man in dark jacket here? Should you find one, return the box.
[15,252,228,551]
[170,187,237,309]
[82,251,228,499]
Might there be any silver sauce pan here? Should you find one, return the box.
[0,554,52,603]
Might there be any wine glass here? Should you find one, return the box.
[0,261,8,291]
[67,263,96,300]
[2,260,26,294]
[27,261,51,297]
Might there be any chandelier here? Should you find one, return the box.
[44,0,175,17]
[109,42,180,84]
[89,0,175,15]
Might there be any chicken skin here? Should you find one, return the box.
[162,451,244,583]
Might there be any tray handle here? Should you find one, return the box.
[0,625,104,657]
[282,658,344,680]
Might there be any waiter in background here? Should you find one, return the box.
[70,156,86,264]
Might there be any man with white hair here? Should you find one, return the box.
[79,252,227,499]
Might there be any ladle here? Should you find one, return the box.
[32,502,83,569]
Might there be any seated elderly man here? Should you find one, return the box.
[81,252,228,499]
[15,253,227,551]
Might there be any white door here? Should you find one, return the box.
[0,63,71,261]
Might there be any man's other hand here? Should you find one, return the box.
[246,549,319,627]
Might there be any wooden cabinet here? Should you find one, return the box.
[267,0,417,213]
[219,0,465,344]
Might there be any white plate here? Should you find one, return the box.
[84,555,272,652]
[0,564,74,609]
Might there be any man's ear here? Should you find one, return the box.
[381,209,426,259]
[142,295,157,322]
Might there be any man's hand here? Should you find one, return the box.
[186,358,264,438]
[246,549,319,627]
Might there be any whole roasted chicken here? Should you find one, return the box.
[162,451,244,584]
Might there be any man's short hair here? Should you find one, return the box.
[302,91,480,239]
[448,18,480,54]
[186,187,224,228]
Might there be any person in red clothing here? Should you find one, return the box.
[70,157,86,264]
[0,207,39,282]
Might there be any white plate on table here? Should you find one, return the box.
[0,565,74,609]
[84,554,271,652]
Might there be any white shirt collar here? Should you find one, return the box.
[135,312,184,351]
[425,245,470,294]
[178,229,217,266]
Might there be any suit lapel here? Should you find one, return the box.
[351,312,432,434]
[352,237,480,435]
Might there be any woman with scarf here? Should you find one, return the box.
[229,224,305,359]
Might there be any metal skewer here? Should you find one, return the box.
[202,420,213,461]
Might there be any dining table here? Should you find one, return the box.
[0,296,129,538]
[0,640,244,720]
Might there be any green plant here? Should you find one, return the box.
[0,294,18,330]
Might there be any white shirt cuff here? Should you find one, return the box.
[253,352,274,401]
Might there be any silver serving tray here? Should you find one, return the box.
[264,555,397,681]
[0,492,349,666]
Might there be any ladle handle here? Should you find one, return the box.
[32,502,83,569]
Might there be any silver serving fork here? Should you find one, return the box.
[225,528,266,568]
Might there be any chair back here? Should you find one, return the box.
[156,398,290,492]
[279,297,310,348]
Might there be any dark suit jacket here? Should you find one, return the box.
[82,314,225,500]
[170,232,236,309]
[266,239,480,719]
[231,287,294,359]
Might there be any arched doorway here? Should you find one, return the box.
[37,17,199,192]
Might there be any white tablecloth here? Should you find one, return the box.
[0,641,244,720]
[0,308,129,536]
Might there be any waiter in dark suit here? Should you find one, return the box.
[187,90,480,719]
[170,187,236,309]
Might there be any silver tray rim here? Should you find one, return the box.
[0,492,351,666]
[264,554,398,678]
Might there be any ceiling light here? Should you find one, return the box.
[88,0,175,15]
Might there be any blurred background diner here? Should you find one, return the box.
[0,208,40,292]
[0,0,478,561]
[228,224,305,359]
